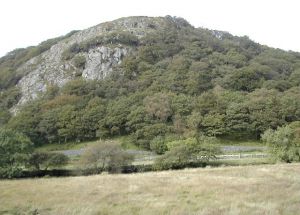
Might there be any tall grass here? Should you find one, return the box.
[0,163,299,215]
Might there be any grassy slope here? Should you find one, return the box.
[35,136,138,152]
[36,137,262,152]
[1,164,299,215]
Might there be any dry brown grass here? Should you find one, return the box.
[1,164,300,215]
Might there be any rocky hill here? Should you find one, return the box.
[6,16,187,112]
[1,16,300,147]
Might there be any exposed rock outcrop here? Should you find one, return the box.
[10,17,159,112]
[82,46,129,80]
[9,16,189,113]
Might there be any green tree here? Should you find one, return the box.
[150,136,168,154]
[29,152,69,170]
[223,67,264,92]
[57,105,78,143]
[7,102,43,144]
[225,103,253,138]
[261,125,300,162]
[0,129,33,178]
[81,97,107,139]
[155,136,219,170]
[247,89,285,137]
[133,123,170,149]
[289,69,300,86]
[38,109,59,143]
[281,88,300,122]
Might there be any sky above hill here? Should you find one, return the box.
[0,0,299,57]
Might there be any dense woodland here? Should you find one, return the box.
[1,17,300,153]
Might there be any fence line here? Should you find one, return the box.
[216,153,268,160]
[133,153,268,165]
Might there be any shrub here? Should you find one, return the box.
[261,125,300,162]
[154,136,220,170]
[61,31,139,60]
[28,152,69,170]
[133,123,171,149]
[72,55,86,69]
[149,136,167,154]
[46,153,69,169]
[80,141,134,173]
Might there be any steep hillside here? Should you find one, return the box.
[1,16,300,148]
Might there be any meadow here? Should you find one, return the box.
[1,163,299,215]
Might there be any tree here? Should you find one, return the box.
[81,97,107,139]
[201,113,226,136]
[154,136,220,170]
[170,94,193,116]
[225,102,253,138]
[223,67,264,92]
[289,69,300,86]
[144,93,172,122]
[38,109,59,143]
[28,152,69,170]
[57,105,77,143]
[133,123,170,149]
[166,56,191,93]
[105,94,143,135]
[7,102,43,144]
[80,141,134,173]
[247,89,285,138]
[224,49,247,68]
[261,125,300,162]
[0,129,33,178]
[280,88,300,122]
[150,136,168,154]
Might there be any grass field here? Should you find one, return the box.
[35,136,139,153]
[1,163,299,215]
[36,137,262,152]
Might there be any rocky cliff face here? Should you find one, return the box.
[11,16,175,113]
[82,46,129,80]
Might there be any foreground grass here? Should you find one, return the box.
[1,164,299,215]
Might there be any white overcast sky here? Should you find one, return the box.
[0,0,300,57]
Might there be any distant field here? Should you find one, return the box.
[36,138,263,152]
[1,164,299,215]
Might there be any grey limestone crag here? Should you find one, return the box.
[11,16,172,113]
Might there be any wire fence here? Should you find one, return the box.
[132,153,269,165]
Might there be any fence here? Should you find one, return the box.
[216,153,268,160]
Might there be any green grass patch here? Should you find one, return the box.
[216,138,263,146]
[36,136,143,152]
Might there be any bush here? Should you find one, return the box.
[133,123,171,149]
[72,55,86,69]
[261,125,300,162]
[80,141,134,173]
[149,136,167,154]
[61,31,139,60]
[28,152,69,170]
[154,136,220,170]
